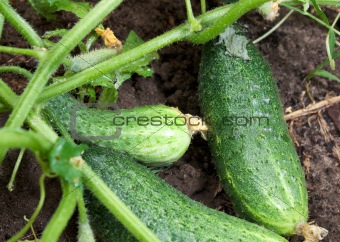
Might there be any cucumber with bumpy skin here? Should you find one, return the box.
[198,26,327,240]
[84,145,288,242]
[43,94,191,166]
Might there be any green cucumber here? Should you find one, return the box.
[43,94,191,166]
[64,48,118,73]
[84,145,288,242]
[198,26,313,237]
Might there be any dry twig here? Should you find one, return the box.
[284,96,340,121]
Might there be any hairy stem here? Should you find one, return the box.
[188,0,270,43]
[201,0,206,13]
[0,13,4,39]
[8,174,46,242]
[40,180,78,242]
[7,148,25,191]
[0,1,43,47]
[185,0,202,32]
[0,79,58,143]
[37,4,236,103]
[77,192,95,242]
[0,128,53,152]
[0,0,123,162]
[0,66,33,79]
[0,45,45,58]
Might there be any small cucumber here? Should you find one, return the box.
[198,26,315,237]
[64,48,118,73]
[84,145,288,242]
[43,94,191,166]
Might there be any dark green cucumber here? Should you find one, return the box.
[83,145,288,242]
[43,94,191,166]
[198,27,309,236]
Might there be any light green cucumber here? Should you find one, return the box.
[84,145,288,242]
[198,26,317,237]
[64,48,117,73]
[43,94,191,166]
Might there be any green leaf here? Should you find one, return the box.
[77,86,97,101]
[329,30,336,59]
[113,54,157,89]
[123,31,145,52]
[42,29,69,47]
[114,72,132,88]
[306,50,340,80]
[54,0,91,18]
[310,0,329,24]
[89,73,115,88]
[28,0,90,19]
[314,70,340,82]
[43,29,68,39]
[302,0,310,12]
[110,31,159,89]
[66,31,158,100]
[48,138,87,185]
[135,66,154,77]
[98,87,118,105]
[28,0,58,20]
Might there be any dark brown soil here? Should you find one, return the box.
[0,0,339,241]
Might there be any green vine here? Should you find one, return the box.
[40,180,78,241]
[8,174,46,242]
[0,66,33,79]
[0,1,43,47]
[0,0,339,240]
[0,0,123,163]
[0,46,46,58]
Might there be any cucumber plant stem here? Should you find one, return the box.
[0,66,33,79]
[0,13,4,39]
[8,174,46,242]
[0,128,53,152]
[77,192,95,241]
[201,0,206,13]
[188,0,270,43]
[40,180,78,242]
[0,0,123,163]
[81,163,161,242]
[0,78,18,106]
[4,0,123,128]
[0,45,45,58]
[7,148,25,191]
[0,103,9,112]
[27,113,59,143]
[37,3,236,103]
[0,1,43,47]
[0,79,58,144]
[0,0,5,39]
[185,0,202,32]
[253,10,294,44]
